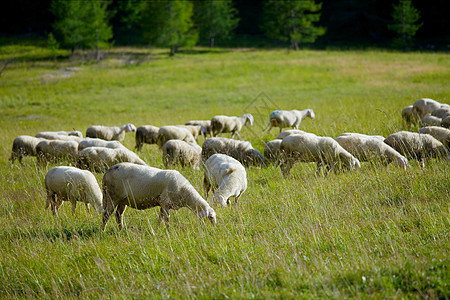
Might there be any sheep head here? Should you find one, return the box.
[197,207,216,224]
[243,113,254,126]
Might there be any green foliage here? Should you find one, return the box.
[142,0,198,56]
[115,0,147,45]
[193,0,239,47]
[47,33,59,62]
[388,0,423,51]
[262,0,326,50]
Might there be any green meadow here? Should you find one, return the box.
[0,43,449,298]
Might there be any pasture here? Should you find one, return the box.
[0,44,449,298]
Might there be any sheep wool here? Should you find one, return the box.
[86,124,136,141]
[211,113,254,139]
[266,109,315,133]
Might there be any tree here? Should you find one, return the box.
[113,0,146,45]
[262,0,326,50]
[142,0,198,56]
[47,32,59,62]
[193,0,239,47]
[388,0,422,51]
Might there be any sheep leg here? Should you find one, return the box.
[71,199,77,215]
[54,198,64,215]
[203,176,211,199]
[158,207,170,225]
[280,159,293,178]
[84,202,90,213]
[115,204,127,230]
[101,194,115,231]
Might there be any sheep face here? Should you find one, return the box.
[395,156,409,170]
[307,109,315,119]
[211,194,228,207]
[247,149,265,167]
[197,207,216,224]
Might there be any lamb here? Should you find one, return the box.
[203,154,247,206]
[36,130,83,138]
[86,123,136,141]
[263,139,282,164]
[412,98,442,119]
[276,129,306,139]
[420,115,442,127]
[162,140,202,170]
[9,135,45,164]
[78,138,126,151]
[265,109,315,133]
[335,133,408,169]
[78,147,146,172]
[418,126,450,149]
[210,113,254,139]
[101,162,216,230]
[201,137,265,167]
[35,132,83,143]
[279,132,361,177]
[36,140,79,164]
[185,120,213,137]
[156,126,196,148]
[45,166,103,215]
[135,125,159,151]
[384,131,448,167]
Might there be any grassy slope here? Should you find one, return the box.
[0,44,449,298]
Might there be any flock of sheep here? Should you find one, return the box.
[9,99,450,230]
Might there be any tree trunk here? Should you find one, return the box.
[170,46,175,56]
[210,36,215,48]
[291,40,299,51]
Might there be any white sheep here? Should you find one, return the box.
[86,123,136,141]
[210,113,254,139]
[421,115,442,127]
[412,98,442,119]
[34,132,83,143]
[162,140,202,170]
[384,131,448,168]
[185,120,213,137]
[263,139,282,164]
[135,125,159,151]
[335,133,408,169]
[78,137,126,151]
[9,135,45,164]
[276,129,306,139]
[45,166,103,215]
[402,105,419,126]
[203,154,247,206]
[265,109,315,133]
[442,116,450,129]
[36,140,79,164]
[201,137,265,167]
[78,147,146,172]
[431,107,450,119]
[36,130,83,138]
[176,125,206,141]
[418,126,450,149]
[101,162,216,230]
[279,132,361,177]
[156,126,196,148]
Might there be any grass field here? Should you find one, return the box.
[0,43,449,298]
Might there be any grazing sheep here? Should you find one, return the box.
[442,116,450,129]
[279,132,361,177]
[412,98,442,119]
[421,115,442,127]
[135,125,159,151]
[9,135,45,164]
[211,113,254,139]
[156,126,196,148]
[431,107,450,119]
[384,131,448,167]
[402,105,419,126]
[276,129,306,139]
[266,109,315,133]
[101,162,216,230]
[335,133,408,169]
[162,140,202,170]
[418,126,450,149]
[78,147,146,172]
[36,140,79,164]
[34,132,83,143]
[176,125,206,141]
[264,139,282,164]
[86,123,136,141]
[78,138,126,151]
[45,166,103,215]
[185,120,213,137]
[204,154,247,206]
[36,130,83,138]
[202,137,265,168]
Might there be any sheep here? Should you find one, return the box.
[185,120,213,137]
[35,132,83,143]
[442,116,450,129]
[201,137,265,168]
[264,139,282,164]
[265,109,315,133]
[156,126,196,148]
[101,162,216,230]
[431,107,450,119]
[86,123,136,141]
[78,147,146,172]
[384,131,448,168]
[210,113,254,139]
[276,129,306,139]
[412,98,442,119]
[402,105,419,126]
[36,130,83,138]
[421,115,442,127]
[335,133,408,169]
[9,135,45,164]
[44,166,103,215]
[279,132,361,177]
[36,140,79,165]
[135,125,159,151]
[78,137,126,151]
[162,140,202,170]
[176,125,206,141]
[203,154,247,206]
[418,126,450,149]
